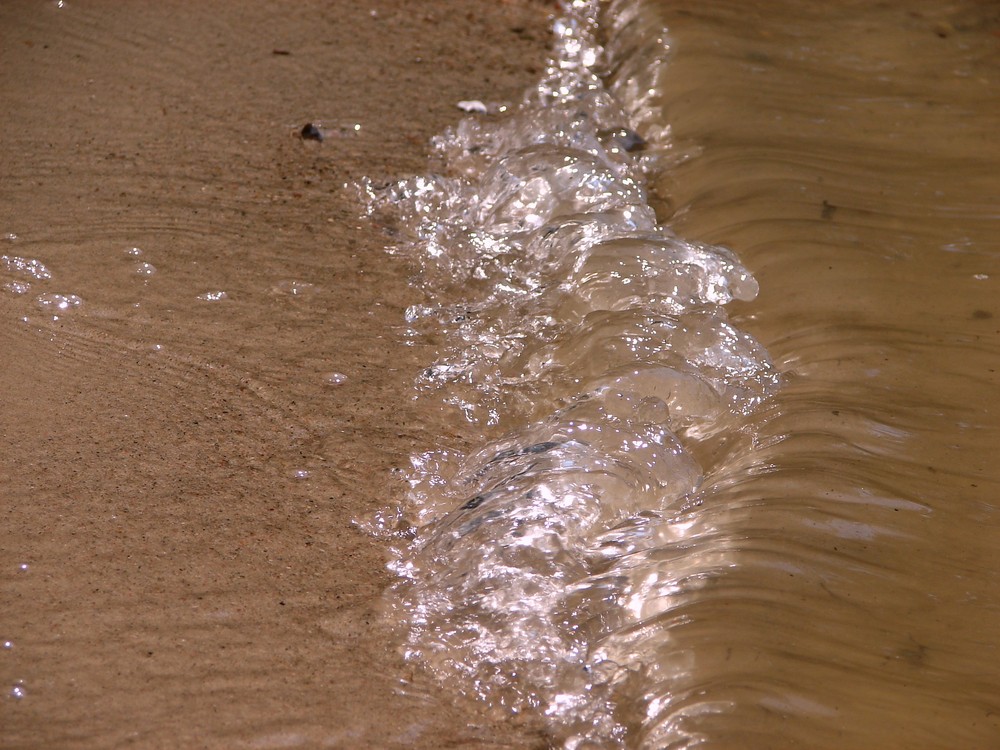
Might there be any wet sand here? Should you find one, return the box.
[0,2,551,747]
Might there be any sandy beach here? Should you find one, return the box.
[1,2,550,747]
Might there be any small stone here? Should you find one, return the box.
[457,100,488,114]
[301,123,323,142]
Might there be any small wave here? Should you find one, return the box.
[360,1,778,745]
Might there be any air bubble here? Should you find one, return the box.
[197,291,228,302]
[323,372,348,386]
[2,255,51,280]
[3,281,30,295]
[35,293,82,312]
[271,280,317,296]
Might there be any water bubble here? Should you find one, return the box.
[636,395,670,424]
[270,280,317,296]
[18,563,28,572]
[293,469,311,480]
[133,262,157,276]
[2,233,17,242]
[35,293,83,312]
[124,247,143,257]
[354,506,411,539]
[9,682,25,700]
[3,641,12,650]
[323,372,348,386]
[197,291,228,302]
[3,281,30,295]
[973,274,989,281]
[2,255,51,280]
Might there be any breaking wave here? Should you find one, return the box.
[360,1,779,745]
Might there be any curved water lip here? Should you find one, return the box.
[360,1,778,746]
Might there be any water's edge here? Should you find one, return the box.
[361,2,778,745]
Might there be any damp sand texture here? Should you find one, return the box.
[0,2,551,748]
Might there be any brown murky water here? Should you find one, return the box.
[636,0,1000,746]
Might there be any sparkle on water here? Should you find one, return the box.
[361,1,779,745]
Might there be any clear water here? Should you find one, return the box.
[366,0,1000,747]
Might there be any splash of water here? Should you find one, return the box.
[361,1,778,745]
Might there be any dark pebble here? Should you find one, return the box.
[301,123,323,142]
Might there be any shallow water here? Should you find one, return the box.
[371,0,1000,747]
[639,1,1000,746]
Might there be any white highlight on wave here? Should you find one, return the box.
[361,1,780,746]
